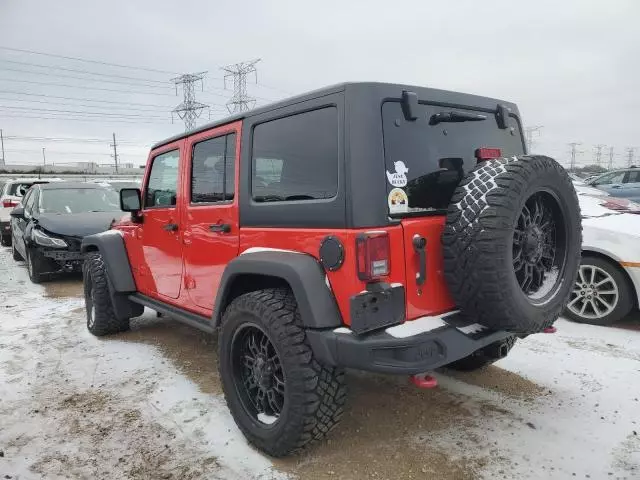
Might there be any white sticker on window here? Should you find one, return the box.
[386,160,409,187]
[388,188,409,213]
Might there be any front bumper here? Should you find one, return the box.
[306,311,512,375]
[42,250,85,262]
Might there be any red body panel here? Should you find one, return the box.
[117,119,456,326]
[181,122,242,310]
[399,217,456,320]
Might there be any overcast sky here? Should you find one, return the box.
[1,0,639,167]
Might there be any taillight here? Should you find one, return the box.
[475,147,502,161]
[356,232,390,281]
[2,200,18,208]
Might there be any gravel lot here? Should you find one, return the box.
[1,247,639,480]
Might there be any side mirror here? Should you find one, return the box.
[120,188,141,212]
[9,206,24,218]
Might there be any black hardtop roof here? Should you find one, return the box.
[38,182,110,190]
[152,82,518,150]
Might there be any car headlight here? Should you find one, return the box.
[32,228,68,248]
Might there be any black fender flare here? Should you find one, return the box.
[212,251,342,330]
[81,230,136,292]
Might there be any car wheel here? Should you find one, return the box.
[0,235,10,247]
[442,155,582,333]
[218,288,346,457]
[564,256,634,325]
[84,252,130,336]
[12,238,23,261]
[26,248,45,284]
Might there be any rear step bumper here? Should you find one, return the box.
[305,312,512,375]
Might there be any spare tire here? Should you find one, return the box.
[442,155,581,333]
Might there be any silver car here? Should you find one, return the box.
[587,167,640,201]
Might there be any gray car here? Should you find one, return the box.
[588,167,640,201]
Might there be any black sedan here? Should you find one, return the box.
[10,182,122,283]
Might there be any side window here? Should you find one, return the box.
[625,171,640,184]
[145,149,180,208]
[595,171,625,185]
[251,107,338,202]
[22,189,36,218]
[191,133,236,203]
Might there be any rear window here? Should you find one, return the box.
[7,182,36,197]
[251,107,338,202]
[382,101,524,215]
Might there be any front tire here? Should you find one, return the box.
[26,248,46,284]
[12,238,23,261]
[564,256,634,325]
[218,288,346,457]
[0,234,11,247]
[84,252,130,336]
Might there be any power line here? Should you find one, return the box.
[0,113,173,125]
[0,97,173,114]
[0,89,182,109]
[222,59,260,113]
[0,58,170,84]
[171,72,209,131]
[0,77,177,97]
[3,134,148,146]
[0,45,178,75]
[0,105,168,119]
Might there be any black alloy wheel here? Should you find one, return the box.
[231,324,285,426]
[512,190,568,302]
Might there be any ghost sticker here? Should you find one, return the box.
[388,188,409,214]
[386,160,409,187]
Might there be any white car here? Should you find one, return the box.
[565,189,640,325]
[0,178,60,246]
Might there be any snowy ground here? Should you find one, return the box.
[0,247,638,480]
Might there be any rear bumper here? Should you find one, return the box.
[306,312,512,374]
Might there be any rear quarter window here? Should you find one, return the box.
[251,107,338,202]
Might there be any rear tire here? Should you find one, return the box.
[218,288,346,457]
[443,155,582,333]
[84,252,130,336]
[446,336,517,371]
[0,234,11,247]
[564,256,634,325]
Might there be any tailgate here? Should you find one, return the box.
[400,217,455,320]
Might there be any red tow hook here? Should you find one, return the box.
[410,373,438,389]
[543,326,557,334]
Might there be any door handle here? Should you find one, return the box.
[209,223,231,233]
[412,234,427,286]
[163,223,179,232]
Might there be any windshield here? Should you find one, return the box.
[382,101,525,216]
[38,188,120,214]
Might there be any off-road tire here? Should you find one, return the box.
[218,288,347,457]
[84,252,130,336]
[446,336,517,371]
[26,247,46,284]
[564,255,634,326]
[442,155,581,333]
[11,237,23,261]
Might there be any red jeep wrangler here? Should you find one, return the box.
[81,83,581,456]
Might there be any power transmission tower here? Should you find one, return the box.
[171,72,209,131]
[524,126,543,153]
[110,132,119,174]
[593,144,606,166]
[568,142,581,171]
[607,146,615,170]
[222,59,260,114]
[626,147,636,167]
[0,129,5,166]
